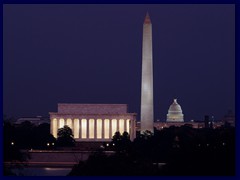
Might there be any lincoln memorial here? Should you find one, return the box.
[49,104,136,141]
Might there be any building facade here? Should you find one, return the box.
[49,104,136,141]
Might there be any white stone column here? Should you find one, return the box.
[53,119,58,138]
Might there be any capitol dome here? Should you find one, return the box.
[166,99,184,122]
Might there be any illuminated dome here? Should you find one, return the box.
[166,99,184,122]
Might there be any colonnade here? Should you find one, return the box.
[51,118,132,141]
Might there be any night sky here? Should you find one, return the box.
[3,4,235,121]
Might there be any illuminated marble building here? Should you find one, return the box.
[167,99,184,122]
[50,104,136,141]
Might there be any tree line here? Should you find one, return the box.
[69,125,235,176]
[3,117,235,176]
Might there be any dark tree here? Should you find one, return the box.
[69,126,235,176]
[3,119,29,176]
[56,125,75,147]
[111,131,131,153]
[32,123,56,149]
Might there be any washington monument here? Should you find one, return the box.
[141,13,154,133]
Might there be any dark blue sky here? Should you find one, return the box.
[3,4,235,121]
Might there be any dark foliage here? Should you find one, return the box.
[56,125,75,147]
[3,120,56,151]
[3,120,30,175]
[69,126,235,176]
[111,131,132,153]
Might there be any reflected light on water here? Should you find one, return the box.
[12,167,72,176]
[44,167,71,171]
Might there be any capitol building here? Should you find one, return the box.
[167,99,184,122]
[152,98,229,130]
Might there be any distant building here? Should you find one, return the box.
[167,99,184,122]
[153,120,225,130]
[15,116,49,126]
[49,104,136,141]
[138,98,226,131]
[222,109,235,127]
[204,115,210,128]
[153,121,205,130]
[153,118,226,130]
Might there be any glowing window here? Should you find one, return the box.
[59,118,65,128]
[104,119,110,139]
[89,119,95,139]
[119,119,125,134]
[66,119,72,129]
[81,119,87,139]
[52,118,57,138]
[73,119,79,138]
[97,119,102,139]
[111,119,117,137]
